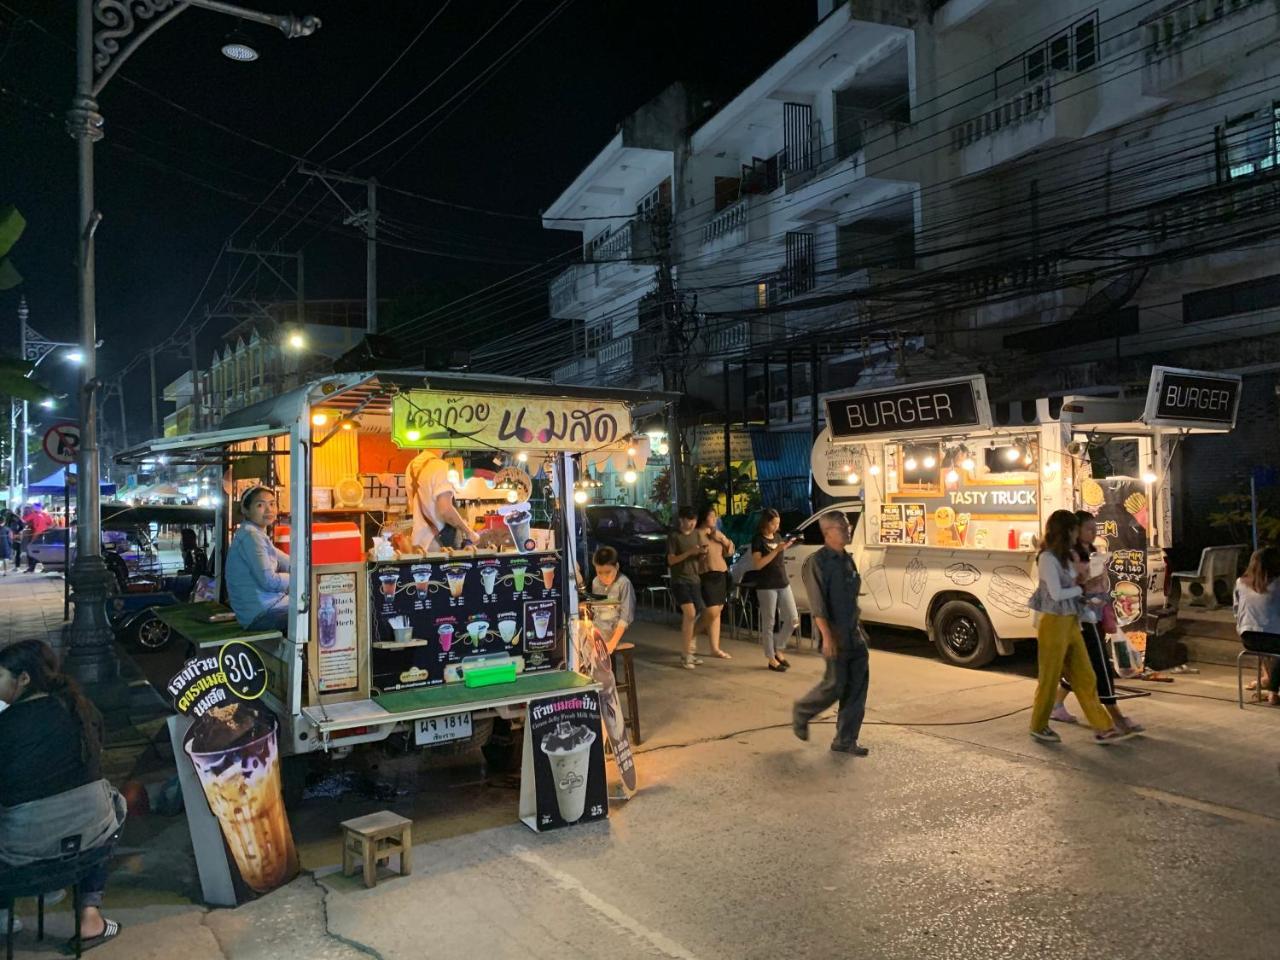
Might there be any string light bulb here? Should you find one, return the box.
[1004,445,1021,462]
[623,469,637,484]
[506,490,518,503]
[868,464,881,476]
[657,441,669,456]
[946,469,960,484]
[573,489,589,505]
[340,420,353,431]
[627,446,637,458]
[961,456,976,472]
[923,454,937,469]
[405,428,422,442]
[517,452,528,463]
[311,412,328,427]
[1142,469,1158,485]
[904,456,918,471]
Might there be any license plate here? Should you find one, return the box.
[414,711,472,746]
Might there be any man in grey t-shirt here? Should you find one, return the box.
[667,506,707,669]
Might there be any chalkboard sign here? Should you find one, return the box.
[370,551,563,693]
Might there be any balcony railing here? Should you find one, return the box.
[952,75,1054,151]
[703,201,749,245]
[1143,0,1268,56]
[586,214,669,263]
[549,269,578,317]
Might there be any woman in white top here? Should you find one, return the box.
[1234,546,1280,705]
[1028,510,1129,745]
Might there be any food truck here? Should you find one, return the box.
[813,367,1240,667]
[118,370,673,760]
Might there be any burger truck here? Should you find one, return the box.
[803,367,1241,668]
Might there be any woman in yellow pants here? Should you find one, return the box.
[1028,510,1131,745]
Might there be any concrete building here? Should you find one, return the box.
[541,0,1280,540]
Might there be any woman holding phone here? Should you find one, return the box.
[752,508,799,672]
[696,505,734,659]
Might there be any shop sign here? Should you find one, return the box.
[825,376,990,442]
[691,424,753,465]
[519,692,609,832]
[392,390,631,452]
[1143,366,1241,429]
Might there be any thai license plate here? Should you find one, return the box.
[414,711,472,746]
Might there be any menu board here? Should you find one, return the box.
[370,551,563,693]
[316,572,359,693]
[1085,476,1150,633]
[878,503,926,545]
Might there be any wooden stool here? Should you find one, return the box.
[609,642,641,745]
[340,811,412,889]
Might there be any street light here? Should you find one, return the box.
[65,0,320,686]
[220,29,259,62]
[66,350,85,364]
[286,331,307,350]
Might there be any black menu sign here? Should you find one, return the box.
[1090,477,1150,634]
[826,376,989,441]
[369,551,563,693]
[1144,366,1241,428]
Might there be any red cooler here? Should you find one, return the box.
[273,522,362,564]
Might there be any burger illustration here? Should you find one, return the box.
[1112,581,1142,626]
[988,565,1034,617]
[1081,478,1104,510]
[934,506,956,529]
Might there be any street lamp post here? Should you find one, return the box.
[17,295,81,502]
[65,0,319,684]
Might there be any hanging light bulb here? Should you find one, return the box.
[904,456,918,471]
[923,454,937,469]
[506,489,518,503]
[847,471,860,485]
[627,446,637,458]
[573,488,589,505]
[1142,469,1158,485]
[1004,445,1022,463]
[657,441,669,456]
[868,463,881,476]
[517,451,528,463]
[623,469,638,484]
[961,455,976,472]
[311,412,328,427]
[946,468,960,484]
[405,428,422,442]
[340,420,353,431]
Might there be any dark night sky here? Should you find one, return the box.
[1,0,816,432]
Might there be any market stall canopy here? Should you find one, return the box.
[27,465,117,497]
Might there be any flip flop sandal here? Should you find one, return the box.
[711,650,733,659]
[66,918,121,954]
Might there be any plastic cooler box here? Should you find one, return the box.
[273,522,362,564]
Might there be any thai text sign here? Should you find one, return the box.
[392,390,631,452]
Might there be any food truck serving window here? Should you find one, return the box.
[877,439,1041,550]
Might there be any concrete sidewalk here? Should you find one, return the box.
[0,568,68,649]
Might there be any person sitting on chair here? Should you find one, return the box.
[0,640,125,950]
[225,486,290,632]
[180,528,208,576]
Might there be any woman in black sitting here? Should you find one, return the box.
[180,527,208,576]
[0,640,124,949]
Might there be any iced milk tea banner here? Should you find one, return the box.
[392,390,634,453]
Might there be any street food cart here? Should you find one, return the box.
[117,370,673,761]
[815,366,1240,667]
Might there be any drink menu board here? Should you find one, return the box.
[316,572,359,693]
[369,551,563,693]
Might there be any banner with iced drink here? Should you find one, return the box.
[167,644,299,903]
[520,691,609,832]
[370,550,564,692]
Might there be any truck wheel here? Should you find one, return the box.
[931,600,997,668]
[128,612,174,652]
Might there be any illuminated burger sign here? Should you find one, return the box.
[825,376,991,442]
[1143,366,1241,430]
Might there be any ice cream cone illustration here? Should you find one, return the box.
[954,513,970,545]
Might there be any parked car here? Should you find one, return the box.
[778,501,864,615]
[26,526,156,580]
[580,504,670,585]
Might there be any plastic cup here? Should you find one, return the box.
[480,565,499,594]
[437,623,454,653]
[504,510,533,552]
[540,560,556,591]
[466,620,489,645]
[533,610,552,640]
[379,573,399,598]
[411,564,433,594]
[498,620,519,645]
[540,721,596,823]
[510,560,529,592]
[443,564,469,598]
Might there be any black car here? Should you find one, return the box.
[581,504,670,586]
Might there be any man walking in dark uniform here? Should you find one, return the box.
[793,511,870,756]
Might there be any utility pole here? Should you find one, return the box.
[297,164,378,333]
[147,347,159,440]
[190,325,202,433]
[115,373,128,452]
[18,297,28,502]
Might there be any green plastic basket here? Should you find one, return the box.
[463,661,518,688]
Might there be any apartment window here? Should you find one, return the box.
[1024,11,1099,83]
[1217,105,1280,180]
[756,282,770,309]
[785,232,816,296]
[585,321,611,354]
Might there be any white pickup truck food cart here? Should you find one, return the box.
[118,370,672,765]
[803,366,1240,667]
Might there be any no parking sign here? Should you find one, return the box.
[42,422,81,465]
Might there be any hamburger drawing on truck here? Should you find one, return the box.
[799,368,1239,668]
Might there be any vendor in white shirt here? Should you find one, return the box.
[406,449,474,553]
